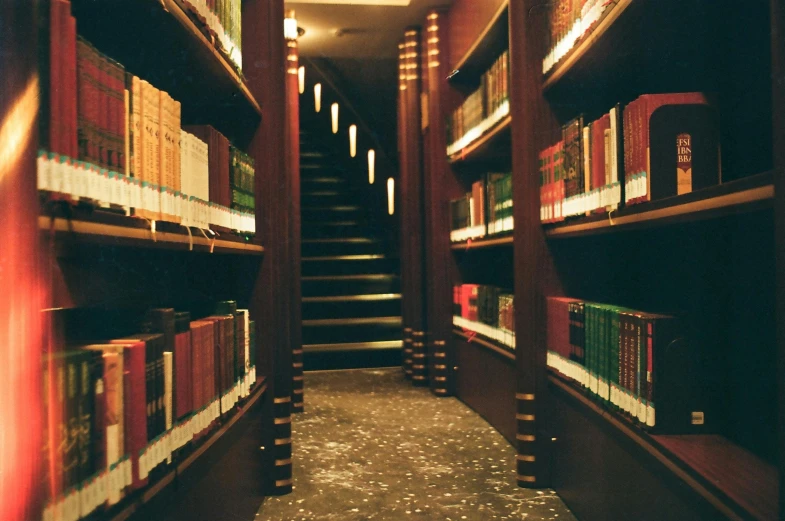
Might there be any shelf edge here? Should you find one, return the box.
[448,114,512,164]
[453,328,515,361]
[451,235,514,250]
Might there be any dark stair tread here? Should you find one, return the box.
[303,340,402,352]
[301,273,397,280]
[302,316,401,326]
[302,293,401,303]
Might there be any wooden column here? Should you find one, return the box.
[244,0,293,496]
[285,21,304,415]
[423,10,456,397]
[398,41,414,379]
[402,27,429,387]
[772,0,785,517]
[509,0,560,488]
[0,1,43,519]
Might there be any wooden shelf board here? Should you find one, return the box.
[110,378,267,521]
[545,172,773,239]
[453,328,515,362]
[548,374,776,521]
[542,0,634,92]
[450,1,510,83]
[448,114,512,165]
[40,215,264,256]
[451,234,513,250]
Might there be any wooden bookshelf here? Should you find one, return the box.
[545,172,774,239]
[447,114,511,166]
[549,375,777,521]
[542,0,634,92]
[71,0,262,146]
[449,2,509,87]
[453,328,514,362]
[451,234,513,250]
[108,378,268,521]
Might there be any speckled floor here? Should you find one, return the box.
[257,368,576,521]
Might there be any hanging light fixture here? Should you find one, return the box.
[387,178,395,215]
[367,149,375,184]
[298,66,305,94]
[349,125,357,157]
[331,103,339,133]
[284,9,299,41]
[314,83,322,112]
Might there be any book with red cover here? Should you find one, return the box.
[113,341,147,490]
[547,297,579,371]
[174,312,192,420]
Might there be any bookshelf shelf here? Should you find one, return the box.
[71,0,262,146]
[542,0,633,92]
[544,172,773,239]
[449,2,509,87]
[108,378,267,521]
[40,215,264,256]
[451,234,513,250]
[548,374,776,521]
[447,114,511,165]
[453,328,515,362]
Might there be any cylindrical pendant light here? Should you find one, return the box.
[349,125,357,157]
[387,177,395,215]
[331,103,339,134]
[314,83,322,112]
[298,66,305,94]
[367,149,375,184]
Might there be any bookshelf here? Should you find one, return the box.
[447,114,511,166]
[507,0,783,518]
[0,0,296,518]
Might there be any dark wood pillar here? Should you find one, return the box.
[402,27,429,386]
[0,1,43,518]
[398,41,414,379]
[285,18,303,415]
[509,0,560,488]
[244,0,293,496]
[422,9,458,397]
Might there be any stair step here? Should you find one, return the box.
[302,274,399,297]
[301,256,397,276]
[301,238,383,257]
[301,177,344,184]
[302,296,401,320]
[303,340,402,352]
[302,319,401,344]
[302,293,400,303]
[302,316,401,326]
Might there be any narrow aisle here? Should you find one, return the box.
[258,369,576,521]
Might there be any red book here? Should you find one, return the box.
[174,328,192,419]
[63,7,77,159]
[49,1,62,155]
[183,125,231,208]
[115,341,147,490]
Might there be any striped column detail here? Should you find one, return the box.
[403,327,414,379]
[429,339,450,396]
[515,392,538,487]
[272,396,293,494]
[292,348,304,413]
[411,330,428,386]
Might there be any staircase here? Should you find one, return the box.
[300,134,402,370]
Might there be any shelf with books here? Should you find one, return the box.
[544,171,773,239]
[105,377,267,521]
[70,0,261,146]
[447,113,512,166]
[453,315,515,350]
[450,234,514,251]
[40,214,264,256]
[548,374,777,521]
[449,2,509,87]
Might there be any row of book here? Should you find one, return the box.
[37,151,255,233]
[446,51,510,155]
[543,0,613,75]
[182,0,243,70]
[453,284,515,348]
[450,173,513,242]
[46,6,256,232]
[540,93,719,223]
[42,303,257,521]
[546,297,710,433]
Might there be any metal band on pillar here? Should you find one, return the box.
[515,392,537,486]
[430,338,450,396]
[273,395,293,491]
[411,330,429,386]
[403,327,414,378]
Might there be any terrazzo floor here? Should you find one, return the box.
[257,368,576,521]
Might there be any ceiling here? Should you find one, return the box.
[286,0,452,58]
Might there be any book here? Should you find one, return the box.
[174,312,193,420]
[183,125,231,210]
